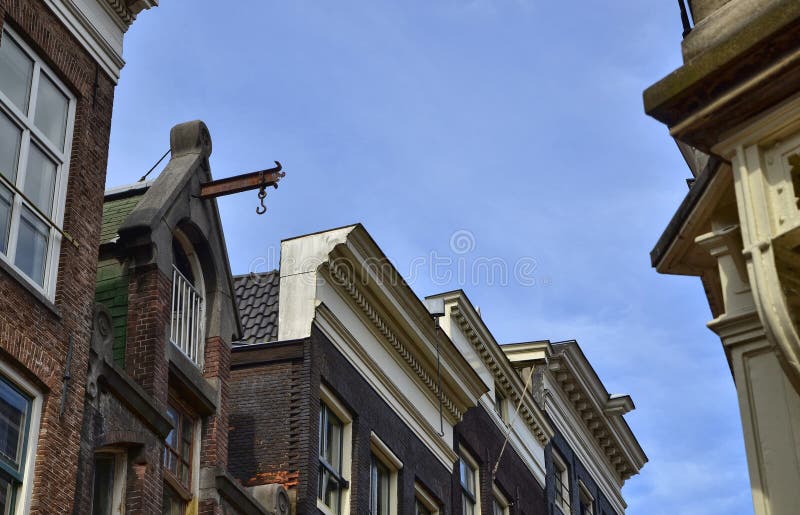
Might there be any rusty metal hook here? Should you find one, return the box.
[256,185,267,215]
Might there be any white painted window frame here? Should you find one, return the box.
[459,446,481,515]
[0,26,76,300]
[552,450,570,514]
[170,230,207,369]
[492,485,510,515]
[0,360,42,515]
[369,432,402,515]
[317,385,352,515]
[414,482,440,515]
[578,480,594,515]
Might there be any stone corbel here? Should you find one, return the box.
[729,142,800,392]
[695,224,753,315]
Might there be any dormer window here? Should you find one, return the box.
[170,234,205,368]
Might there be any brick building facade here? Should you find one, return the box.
[0,4,646,515]
[85,120,271,515]
[504,341,647,515]
[229,227,646,515]
[426,290,553,515]
[229,225,489,515]
[231,325,457,514]
[0,1,155,513]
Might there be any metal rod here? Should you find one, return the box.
[492,364,537,477]
[60,334,73,418]
[139,148,171,182]
[679,0,693,38]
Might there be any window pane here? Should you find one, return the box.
[161,485,185,515]
[33,74,68,151]
[91,455,115,515]
[415,499,432,515]
[370,456,390,515]
[0,378,27,469]
[319,467,341,515]
[0,185,12,255]
[459,460,474,495]
[0,473,13,515]
[23,143,56,215]
[462,493,474,515]
[377,461,390,515]
[0,33,33,112]
[165,407,178,449]
[0,111,21,183]
[493,498,505,515]
[324,408,342,471]
[14,207,49,286]
[181,416,192,456]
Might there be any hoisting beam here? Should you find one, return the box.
[198,161,285,200]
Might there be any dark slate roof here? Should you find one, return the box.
[234,271,280,344]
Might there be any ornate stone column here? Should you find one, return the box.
[691,97,800,515]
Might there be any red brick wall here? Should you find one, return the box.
[124,264,171,410]
[202,335,231,469]
[122,265,239,513]
[199,334,233,515]
[0,0,116,513]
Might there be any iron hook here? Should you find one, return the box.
[256,185,267,215]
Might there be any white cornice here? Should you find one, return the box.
[42,0,157,83]
[344,229,489,405]
[314,304,459,469]
[323,255,479,423]
[544,344,647,483]
[437,295,553,446]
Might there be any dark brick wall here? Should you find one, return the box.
[545,431,619,515]
[454,405,547,515]
[313,325,453,515]
[0,0,116,513]
[229,324,454,515]
[229,339,312,510]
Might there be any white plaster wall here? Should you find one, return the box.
[277,227,353,341]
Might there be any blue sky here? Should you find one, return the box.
[106,1,752,513]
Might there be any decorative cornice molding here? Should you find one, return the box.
[546,353,641,482]
[325,261,463,421]
[449,304,550,445]
[103,0,135,27]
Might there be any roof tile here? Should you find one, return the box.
[233,271,280,344]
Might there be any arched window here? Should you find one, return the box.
[169,231,205,368]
